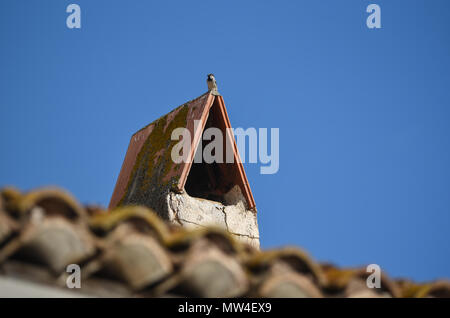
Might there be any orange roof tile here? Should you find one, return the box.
[1,186,448,298]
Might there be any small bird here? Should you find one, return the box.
[206,73,219,95]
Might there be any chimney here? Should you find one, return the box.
[109,87,259,249]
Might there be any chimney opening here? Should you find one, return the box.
[184,99,238,205]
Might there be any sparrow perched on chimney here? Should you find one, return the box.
[207,73,219,95]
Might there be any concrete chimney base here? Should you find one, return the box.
[166,185,260,249]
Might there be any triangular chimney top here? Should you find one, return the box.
[109,90,256,213]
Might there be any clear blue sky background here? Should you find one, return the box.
[1,1,449,281]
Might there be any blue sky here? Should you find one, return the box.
[1,1,449,281]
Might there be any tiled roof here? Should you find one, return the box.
[0,187,448,298]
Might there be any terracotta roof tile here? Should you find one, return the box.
[0,186,448,298]
[396,279,450,298]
